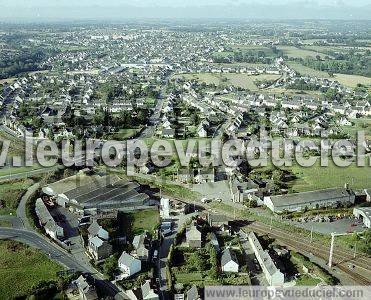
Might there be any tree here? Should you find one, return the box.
[102,255,118,278]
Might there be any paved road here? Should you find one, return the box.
[0,227,93,272]
[0,215,23,228]
[1,175,126,299]
[16,182,40,230]
[140,77,169,139]
[0,165,63,183]
[0,227,124,298]
[155,212,195,300]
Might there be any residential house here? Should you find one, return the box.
[74,275,98,300]
[221,248,239,273]
[118,251,141,277]
[177,169,194,183]
[209,232,220,253]
[35,198,64,240]
[132,231,152,261]
[248,232,284,286]
[88,220,109,240]
[186,224,202,248]
[186,285,200,300]
[162,128,175,138]
[194,168,215,184]
[197,124,207,138]
[88,236,112,261]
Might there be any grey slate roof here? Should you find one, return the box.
[269,188,354,208]
[186,285,199,300]
[221,248,238,267]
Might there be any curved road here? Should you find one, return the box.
[0,227,123,298]
[0,227,92,272]
[0,181,125,299]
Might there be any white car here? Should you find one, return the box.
[201,197,211,203]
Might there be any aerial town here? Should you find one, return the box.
[0,7,370,300]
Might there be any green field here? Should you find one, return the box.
[0,240,63,299]
[0,164,44,177]
[286,61,371,87]
[106,128,142,140]
[0,179,34,215]
[0,129,25,156]
[0,219,11,227]
[223,73,281,90]
[173,72,280,91]
[211,62,267,68]
[295,274,322,286]
[340,118,371,140]
[332,73,371,88]
[119,209,160,237]
[277,46,327,59]
[287,160,371,192]
[173,73,221,85]
[286,61,330,78]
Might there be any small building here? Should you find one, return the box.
[264,188,355,213]
[194,168,215,184]
[132,231,152,261]
[186,224,202,248]
[186,285,200,300]
[74,275,98,300]
[141,280,159,300]
[160,198,170,218]
[177,169,194,183]
[248,232,284,286]
[88,220,109,240]
[88,236,112,261]
[35,198,64,240]
[118,251,141,277]
[124,280,159,300]
[162,128,175,138]
[221,248,239,273]
[353,207,371,228]
[209,232,220,253]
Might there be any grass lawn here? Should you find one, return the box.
[0,179,34,215]
[0,240,63,299]
[107,128,142,140]
[173,72,281,91]
[223,73,281,90]
[0,219,12,227]
[340,118,371,140]
[277,46,327,59]
[211,62,267,68]
[172,73,221,85]
[296,274,321,286]
[0,129,26,156]
[287,160,371,192]
[286,61,330,78]
[0,164,44,177]
[332,73,371,88]
[119,209,160,237]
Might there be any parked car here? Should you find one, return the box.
[201,197,211,203]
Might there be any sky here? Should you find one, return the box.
[1,0,370,21]
[1,0,370,6]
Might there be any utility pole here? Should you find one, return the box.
[328,232,353,268]
[328,232,335,268]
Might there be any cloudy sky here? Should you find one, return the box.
[1,0,370,20]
